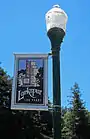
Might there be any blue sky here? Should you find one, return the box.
[0,0,90,110]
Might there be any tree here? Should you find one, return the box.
[0,65,12,107]
[62,111,73,139]
[62,83,89,139]
[71,83,89,139]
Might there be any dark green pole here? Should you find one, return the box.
[47,27,65,139]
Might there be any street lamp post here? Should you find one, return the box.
[45,5,68,139]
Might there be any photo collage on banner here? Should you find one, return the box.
[11,54,48,110]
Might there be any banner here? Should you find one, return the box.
[11,54,48,110]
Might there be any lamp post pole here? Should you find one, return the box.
[45,5,68,139]
[48,27,65,139]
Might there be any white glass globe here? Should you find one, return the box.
[45,5,68,33]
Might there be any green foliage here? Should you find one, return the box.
[71,83,89,139]
[0,66,11,89]
[1,64,90,139]
[62,83,90,139]
[0,65,12,107]
[62,111,73,139]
